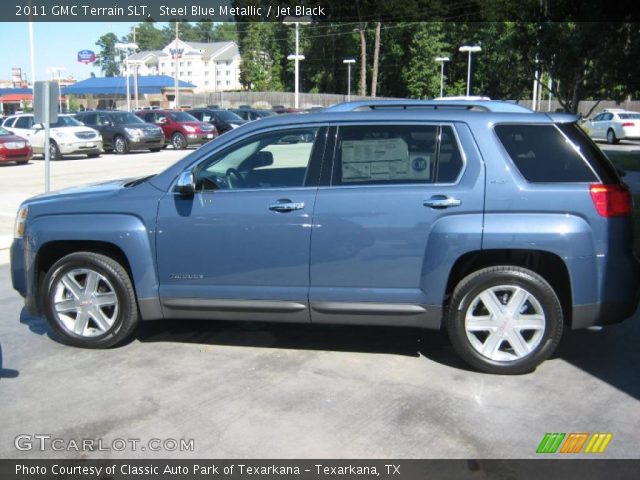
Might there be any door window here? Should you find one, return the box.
[14,116,34,129]
[81,113,97,125]
[195,128,321,191]
[332,124,464,185]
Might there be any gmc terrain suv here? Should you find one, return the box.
[11,100,639,374]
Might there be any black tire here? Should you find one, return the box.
[87,153,100,158]
[606,129,619,145]
[113,135,129,154]
[42,252,139,348]
[149,148,162,153]
[49,140,61,160]
[446,266,563,375]
[172,132,187,150]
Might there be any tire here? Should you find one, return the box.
[42,252,139,348]
[446,266,563,374]
[87,153,100,158]
[606,129,619,145]
[149,148,161,153]
[113,135,129,154]
[171,132,187,150]
[49,140,61,160]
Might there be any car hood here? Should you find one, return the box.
[26,176,152,203]
[0,134,30,144]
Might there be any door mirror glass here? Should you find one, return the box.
[247,151,274,169]
[174,171,195,196]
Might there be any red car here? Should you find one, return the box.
[0,126,32,165]
[135,110,217,150]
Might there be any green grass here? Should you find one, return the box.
[602,150,640,172]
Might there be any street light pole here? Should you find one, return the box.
[343,58,355,101]
[46,66,65,112]
[458,45,482,96]
[435,56,450,98]
[115,42,138,111]
[283,17,311,109]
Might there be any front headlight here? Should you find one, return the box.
[183,125,196,133]
[14,205,28,239]
[125,127,143,137]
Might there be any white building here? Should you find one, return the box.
[126,40,241,92]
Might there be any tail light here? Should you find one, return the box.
[622,122,635,127]
[590,184,632,217]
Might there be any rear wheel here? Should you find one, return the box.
[42,252,139,348]
[113,135,129,154]
[446,266,563,374]
[172,132,187,150]
[606,129,619,145]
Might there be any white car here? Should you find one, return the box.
[2,113,102,159]
[585,109,640,144]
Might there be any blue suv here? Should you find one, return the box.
[11,100,640,374]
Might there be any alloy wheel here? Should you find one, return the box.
[464,285,546,362]
[52,268,119,337]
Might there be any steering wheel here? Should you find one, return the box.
[225,168,246,189]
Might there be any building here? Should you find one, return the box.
[126,40,241,92]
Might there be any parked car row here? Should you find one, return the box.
[0,106,309,163]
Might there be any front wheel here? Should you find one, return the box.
[49,140,61,160]
[42,252,139,348]
[446,266,563,374]
[172,132,187,150]
[113,135,129,154]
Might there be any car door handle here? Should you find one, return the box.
[269,200,305,212]
[423,195,461,209]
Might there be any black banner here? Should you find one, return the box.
[1,460,640,480]
[2,0,640,22]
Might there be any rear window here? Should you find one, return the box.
[495,124,598,183]
[618,113,640,120]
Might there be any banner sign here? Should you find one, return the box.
[77,50,96,64]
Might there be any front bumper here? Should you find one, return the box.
[58,139,103,155]
[185,133,216,145]
[128,136,165,150]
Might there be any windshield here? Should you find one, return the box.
[111,112,145,125]
[169,111,198,122]
[50,116,83,128]
[216,110,244,122]
[256,110,276,118]
[0,126,11,136]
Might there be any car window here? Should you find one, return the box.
[168,111,197,122]
[195,128,320,191]
[216,110,244,122]
[619,113,640,120]
[50,116,83,128]
[495,124,598,183]
[592,114,603,122]
[80,113,97,125]
[3,117,17,127]
[603,113,613,121]
[14,116,34,129]
[0,126,11,136]
[190,111,203,121]
[96,114,110,126]
[110,112,144,125]
[332,124,463,186]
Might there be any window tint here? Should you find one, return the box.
[619,113,640,120]
[495,124,598,183]
[80,113,97,125]
[195,128,320,191]
[332,124,463,185]
[15,116,33,129]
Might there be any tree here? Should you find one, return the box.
[402,23,448,98]
[371,21,381,97]
[95,33,121,77]
[130,21,165,50]
[238,23,283,91]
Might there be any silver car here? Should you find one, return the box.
[585,109,640,144]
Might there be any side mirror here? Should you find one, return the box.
[157,118,167,124]
[32,124,43,130]
[174,171,195,196]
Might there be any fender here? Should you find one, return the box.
[26,213,162,320]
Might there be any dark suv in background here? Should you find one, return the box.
[75,110,164,154]
[188,108,247,134]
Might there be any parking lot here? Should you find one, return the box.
[1,147,639,459]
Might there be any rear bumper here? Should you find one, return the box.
[572,254,640,329]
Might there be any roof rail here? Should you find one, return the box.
[324,99,533,113]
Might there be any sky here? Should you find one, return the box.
[2,22,146,83]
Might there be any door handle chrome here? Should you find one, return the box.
[423,196,461,209]
[269,201,305,212]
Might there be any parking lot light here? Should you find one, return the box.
[458,45,482,96]
[435,57,450,98]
